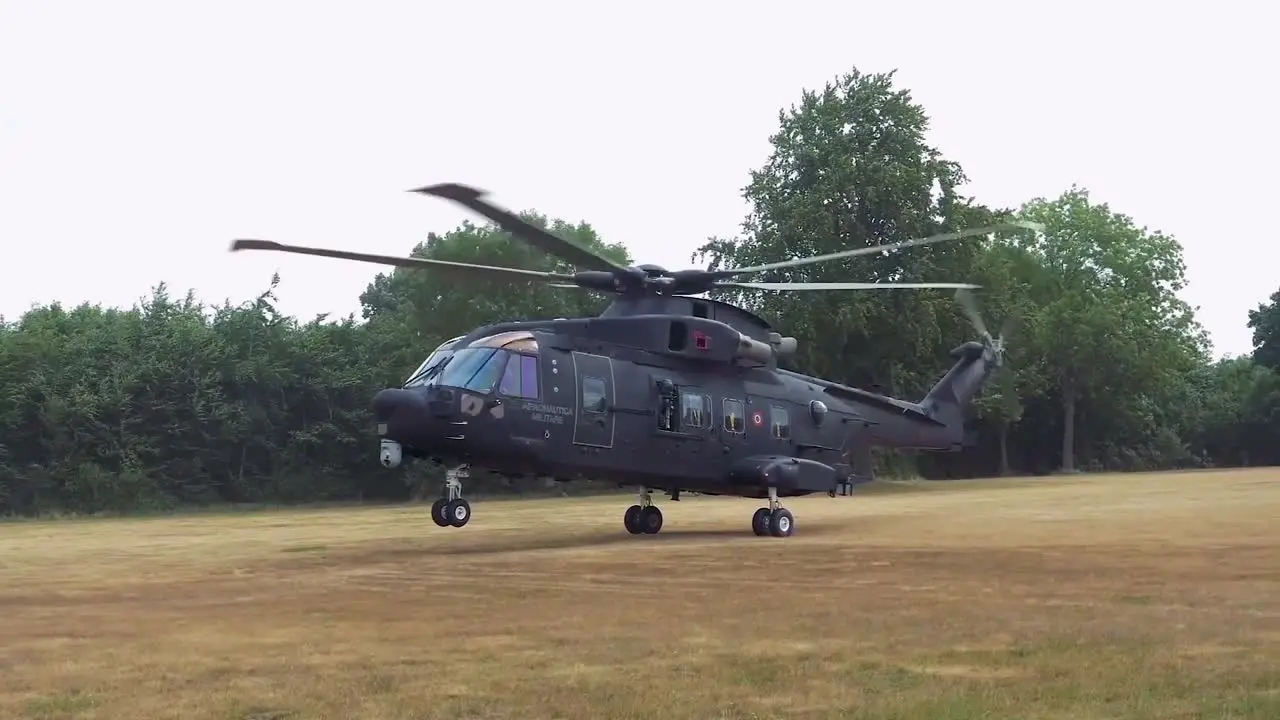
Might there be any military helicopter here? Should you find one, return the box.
[231,183,1038,538]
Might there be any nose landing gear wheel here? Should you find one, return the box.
[751,507,771,536]
[430,498,450,527]
[446,498,471,527]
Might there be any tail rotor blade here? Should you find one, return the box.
[953,288,990,339]
[998,314,1019,344]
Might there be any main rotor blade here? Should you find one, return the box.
[721,281,981,292]
[716,221,1043,277]
[411,183,629,275]
[229,239,575,283]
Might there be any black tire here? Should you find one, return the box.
[446,498,471,528]
[751,507,771,536]
[430,498,450,527]
[624,504,644,534]
[640,505,664,534]
[769,507,795,538]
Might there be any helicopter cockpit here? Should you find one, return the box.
[402,331,540,400]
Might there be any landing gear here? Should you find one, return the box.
[431,465,471,528]
[752,487,795,538]
[624,487,663,535]
[751,507,771,536]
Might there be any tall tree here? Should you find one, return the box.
[1247,289,1280,371]
[695,68,992,400]
[1011,187,1205,472]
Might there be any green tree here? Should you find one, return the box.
[1247,289,1280,371]
[360,214,633,378]
[1011,187,1205,472]
[695,67,991,396]
[693,67,1017,476]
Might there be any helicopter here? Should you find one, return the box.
[231,183,1039,538]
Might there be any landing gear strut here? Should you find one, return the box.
[624,487,663,535]
[752,487,794,538]
[430,464,471,528]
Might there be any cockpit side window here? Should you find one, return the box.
[498,353,540,400]
[499,356,521,396]
[519,355,539,399]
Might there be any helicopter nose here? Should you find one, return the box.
[372,388,424,423]
[373,387,460,447]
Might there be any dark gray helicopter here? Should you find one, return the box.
[231,183,1039,538]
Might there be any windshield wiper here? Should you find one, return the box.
[403,356,451,388]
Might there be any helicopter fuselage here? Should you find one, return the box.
[372,313,987,503]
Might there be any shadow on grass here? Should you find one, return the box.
[344,521,849,560]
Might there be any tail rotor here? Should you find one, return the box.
[953,289,1010,367]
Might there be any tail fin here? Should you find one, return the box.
[919,288,1010,426]
[918,339,1003,425]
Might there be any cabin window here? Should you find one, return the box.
[498,354,539,400]
[770,406,791,440]
[681,391,711,430]
[582,376,607,413]
[722,398,745,434]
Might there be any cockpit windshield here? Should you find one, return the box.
[402,331,541,393]
[403,335,464,388]
[436,348,510,392]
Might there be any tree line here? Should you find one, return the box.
[2,67,1277,516]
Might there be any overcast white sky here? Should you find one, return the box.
[1,1,1274,357]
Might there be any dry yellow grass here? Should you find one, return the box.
[2,469,1278,719]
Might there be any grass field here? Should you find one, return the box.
[1,470,1278,719]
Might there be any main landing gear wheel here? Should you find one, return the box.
[751,507,771,536]
[445,498,471,527]
[624,504,644,535]
[430,499,450,527]
[624,504,664,534]
[769,507,795,538]
[639,505,663,534]
[624,487,664,535]
[753,487,795,538]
